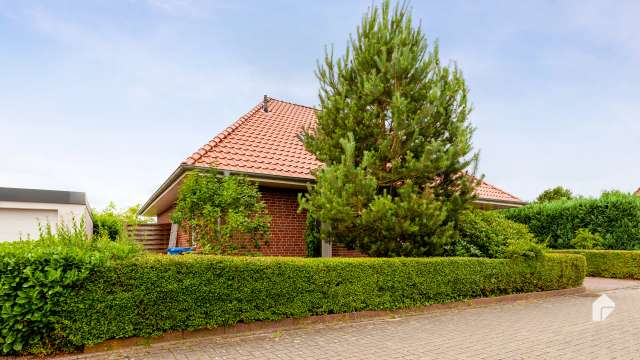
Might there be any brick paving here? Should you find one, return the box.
[61,278,640,360]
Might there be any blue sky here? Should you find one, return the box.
[1,0,638,210]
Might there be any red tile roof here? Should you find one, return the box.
[185,98,320,179]
[184,97,524,204]
[474,178,524,204]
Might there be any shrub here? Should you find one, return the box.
[448,209,542,259]
[0,224,141,355]
[171,168,270,254]
[92,202,151,240]
[571,228,603,250]
[304,213,321,257]
[503,238,545,261]
[551,250,640,279]
[57,254,585,348]
[503,191,640,249]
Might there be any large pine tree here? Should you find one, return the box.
[300,1,480,257]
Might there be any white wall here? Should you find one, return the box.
[0,201,92,242]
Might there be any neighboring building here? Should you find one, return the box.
[0,187,92,242]
[635,187,640,196]
[139,97,526,256]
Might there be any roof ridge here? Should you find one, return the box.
[183,100,264,165]
[479,177,523,202]
[267,96,318,112]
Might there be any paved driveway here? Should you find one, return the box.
[63,278,640,360]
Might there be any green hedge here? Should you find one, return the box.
[551,250,640,279]
[58,254,586,348]
[503,192,640,249]
[0,230,141,355]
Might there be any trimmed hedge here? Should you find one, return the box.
[58,254,586,348]
[551,250,640,279]
[503,192,640,249]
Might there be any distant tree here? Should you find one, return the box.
[536,187,573,203]
[92,202,152,240]
[300,1,479,257]
[171,169,270,254]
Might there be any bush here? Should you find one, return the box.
[92,202,151,240]
[170,169,270,254]
[551,250,640,279]
[0,224,141,355]
[503,191,640,249]
[57,254,585,348]
[503,238,545,261]
[571,228,603,250]
[449,209,543,259]
[304,213,321,257]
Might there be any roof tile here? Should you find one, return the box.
[183,97,524,204]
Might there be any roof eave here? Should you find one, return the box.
[140,165,526,216]
[138,165,315,217]
[138,165,189,216]
[473,197,528,208]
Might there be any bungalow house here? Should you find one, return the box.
[139,97,526,256]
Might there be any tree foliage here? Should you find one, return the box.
[92,202,151,241]
[300,1,479,256]
[535,186,573,203]
[170,169,270,254]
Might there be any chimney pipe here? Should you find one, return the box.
[263,95,269,112]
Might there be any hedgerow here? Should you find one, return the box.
[551,250,640,279]
[0,224,141,355]
[503,192,640,249]
[58,254,585,348]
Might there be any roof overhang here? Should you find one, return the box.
[138,165,312,216]
[473,198,527,209]
[139,166,527,216]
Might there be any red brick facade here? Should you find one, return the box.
[257,187,307,256]
[157,186,307,256]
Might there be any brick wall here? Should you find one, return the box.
[155,186,363,257]
[258,186,307,256]
[156,186,307,256]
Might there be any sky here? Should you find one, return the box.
[1,0,639,211]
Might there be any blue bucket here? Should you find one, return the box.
[166,247,195,255]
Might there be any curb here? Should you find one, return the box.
[78,286,585,355]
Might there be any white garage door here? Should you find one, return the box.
[0,208,58,242]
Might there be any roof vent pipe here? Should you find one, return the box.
[263,94,269,113]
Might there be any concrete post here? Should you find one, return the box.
[168,223,178,248]
[320,222,332,258]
